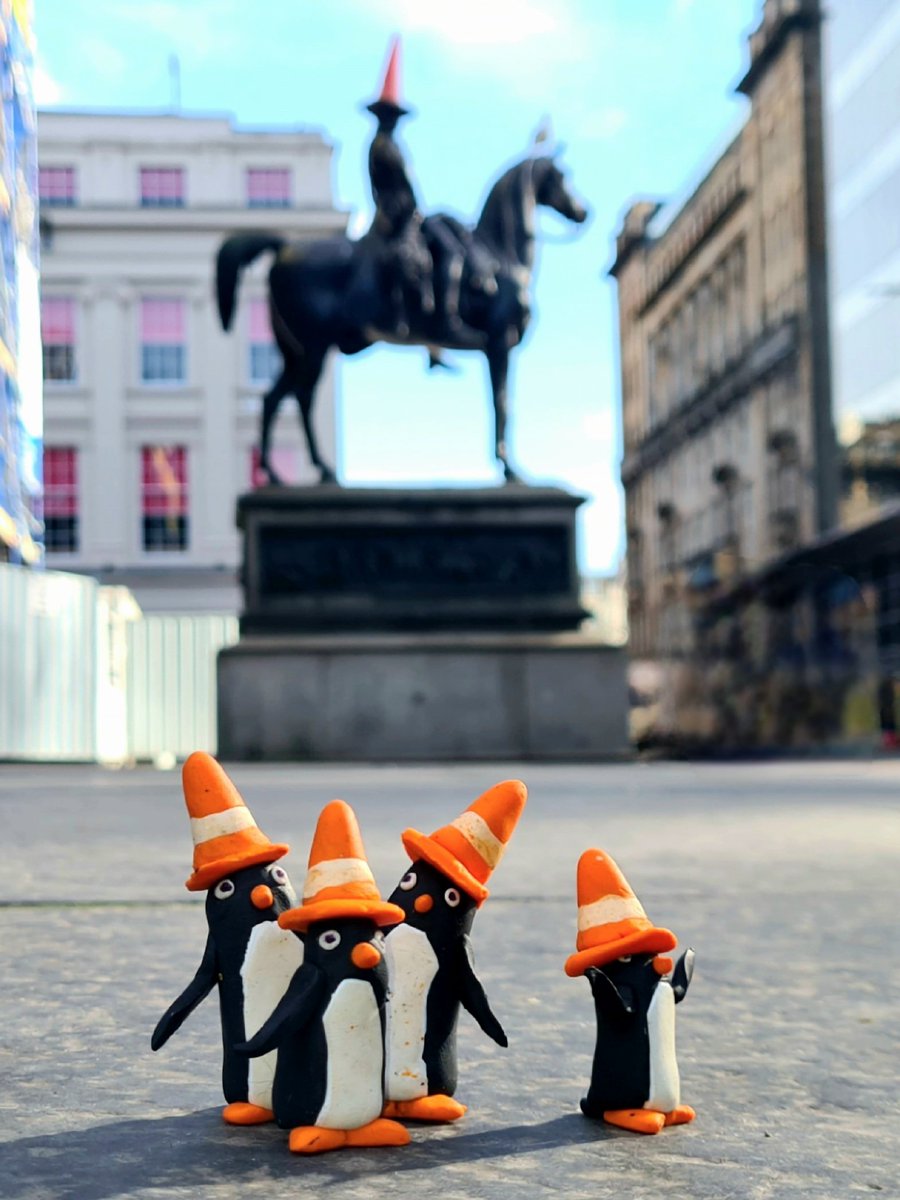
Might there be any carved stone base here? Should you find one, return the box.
[217,633,628,761]
[236,486,588,634]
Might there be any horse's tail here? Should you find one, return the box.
[216,233,285,330]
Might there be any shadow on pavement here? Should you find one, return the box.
[5,1110,613,1198]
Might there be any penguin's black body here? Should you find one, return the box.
[151,862,300,1108]
[238,917,389,1131]
[580,949,694,1119]
[383,860,507,1104]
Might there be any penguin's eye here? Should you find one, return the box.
[213,879,235,900]
[444,888,461,908]
[399,871,417,891]
[269,866,289,886]
[318,930,341,951]
[618,955,632,963]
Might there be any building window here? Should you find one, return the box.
[140,298,186,383]
[41,297,77,382]
[141,446,189,551]
[43,447,79,552]
[246,168,291,208]
[39,166,77,207]
[248,298,282,382]
[139,167,185,207]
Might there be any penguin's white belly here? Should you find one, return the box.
[241,922,304,1109]
[644,981,680,1113]
[384,924,438,1101]
[315,979,384,1129]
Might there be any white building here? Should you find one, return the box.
[38,111,344,612]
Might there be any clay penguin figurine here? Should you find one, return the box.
[382,779,527,1123]
[151,751,302,1126]
[236,799,410,1154]
[565,848,695,1134]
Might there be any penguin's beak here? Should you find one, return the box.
[652,955,673,976]
[414,894,433,914]
[351,942,382,970]
[251,885,274,910]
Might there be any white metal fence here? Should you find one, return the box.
[0,562,237,762]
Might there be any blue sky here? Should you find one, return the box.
[35,0,759,572]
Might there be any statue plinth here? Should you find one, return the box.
[236,485,588,635]
[217,486,627,761]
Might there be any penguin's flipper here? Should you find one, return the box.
[671,948,695,1003]
[457,934,508,1047]
[586,967,635,1017]
[235,962,324,1058]
[151,935,217,1051]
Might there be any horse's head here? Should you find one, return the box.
[532,156,589,225]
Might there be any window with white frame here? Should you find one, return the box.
[141,446,189,551]
[41,297,77,382]
[39,165,77,206]
[248,298,282,383]
[139,167,185,207]
[246,168,291,208]
[43,447,79,553]
[140,298,186,383]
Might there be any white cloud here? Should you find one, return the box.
[33,62,63,106]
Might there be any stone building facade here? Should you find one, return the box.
[38,111,344,612]
[612,0,836,660]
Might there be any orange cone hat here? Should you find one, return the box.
[182,752,289,892]
[366,35,410,118]
[279,800,405,932]
[401,780,527,905]
[564,849,676,977]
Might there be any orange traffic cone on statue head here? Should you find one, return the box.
[366,35,411,121]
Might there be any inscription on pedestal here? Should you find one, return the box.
[238,486,588,634]
[260,525,569,597]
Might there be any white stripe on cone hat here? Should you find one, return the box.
[279,799,405,932]
[564,848,676,977]
[401,779,527,905]
[182,751,289,892]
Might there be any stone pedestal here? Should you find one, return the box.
[217,486,628,760]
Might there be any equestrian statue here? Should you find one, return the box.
[216,38,588,485]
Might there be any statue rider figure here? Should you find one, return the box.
[364,39,497,358]
[365,40,434,340]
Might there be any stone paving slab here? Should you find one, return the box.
[0,761,898,1199]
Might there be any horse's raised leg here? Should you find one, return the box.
[293,349,337,484]
[487,341,522,484]
[259,372,290,485]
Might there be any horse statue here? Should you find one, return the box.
[216,153,588,485]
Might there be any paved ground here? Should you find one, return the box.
[0,759,898,1200]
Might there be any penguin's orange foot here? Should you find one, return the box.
[664,1104,695,1127]
[288,1126,347,1154]
[383,1095,467,1123]
[222,1102,274,1126]
[344,1118,410,1148]
[603,1108,666,1135]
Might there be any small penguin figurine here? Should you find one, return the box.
[382,780,527,1123]
[151,752,302,1126]
[565,848,695,1135]
[237,799,410,1154]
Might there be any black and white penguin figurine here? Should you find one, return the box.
[381,780,527,1123]
[565,848,695,1134]
[237,799,409,1154]
[151,751,302,1126]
